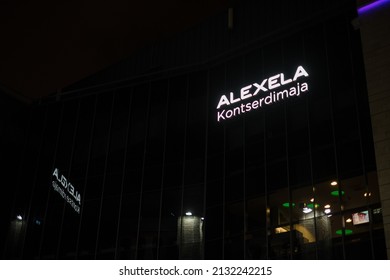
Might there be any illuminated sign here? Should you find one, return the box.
[352,210,369,225]
[52,168,81,214]
[216,65,309,122]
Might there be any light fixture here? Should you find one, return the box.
[310,198,314,202]
[307,203,320,209]
[185,212,192,216]
[364,192,372,197]
[324,209,331,214]
[282,202,295,208]
[336,229,353,235]
[303,207,313,214]
[331,181,338,186]
[324,204,331,209]
[201,217,204,221]
[331,190,345,196]
[16,215,23,221]
[346,218,352,223]
[275,227,288,233]
[358,0,390,15]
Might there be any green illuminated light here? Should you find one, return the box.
[336,229,353,235]
[307,203,320,209]
[282,202,295,208]
[331,190,345,196]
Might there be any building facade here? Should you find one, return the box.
[1,0,389,259]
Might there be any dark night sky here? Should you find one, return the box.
[0,0,228,100]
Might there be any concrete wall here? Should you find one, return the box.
[358,0,390,259]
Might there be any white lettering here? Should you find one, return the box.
[52,168,82,213]
[252,79,268,96]
[301,82,308,92]
[289,86,297,96]
[217,95,230,109]
[217,110,226,122]
[280,73,292,85]
[53,168,59,180]
[293,65,309,81]
[265,93,273,105]
[229,92,240,104]
[61,176,67,188]
[75,193,81,204]
[225,110,233,118]
[240,85,252,100]
[69,184,74,196]
[268,74,280,90]
[215,65,310,121]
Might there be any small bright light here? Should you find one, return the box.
[324,209,331,214]
[201,217,204,220]
[324,204,331,209]
[346,218,352,223]
[303,207,313,214]
[185,212,192,216]
[364,192,372,197]
[327,214,332,218]
[16,215,23,221]
[310,198,314,202]
[331,181,338,186]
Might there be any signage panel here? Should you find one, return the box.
[216,65,310,122]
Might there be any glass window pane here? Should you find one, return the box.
[117,194,140,259]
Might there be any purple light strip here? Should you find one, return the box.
[358,0,390,14]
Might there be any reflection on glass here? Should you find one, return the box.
[177,215,204,259]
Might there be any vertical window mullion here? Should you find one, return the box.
[156,80,170,259]
[114,89,133,259]
[94,93,116,259]
[323,22,345,259]
[135,83,152,259]
[38,102,65,258]
[179,75,190,260]
[56,100,82,258]
[22,105,49,258]
[75,96,98,259]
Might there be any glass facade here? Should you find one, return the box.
[2,0,387,260]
